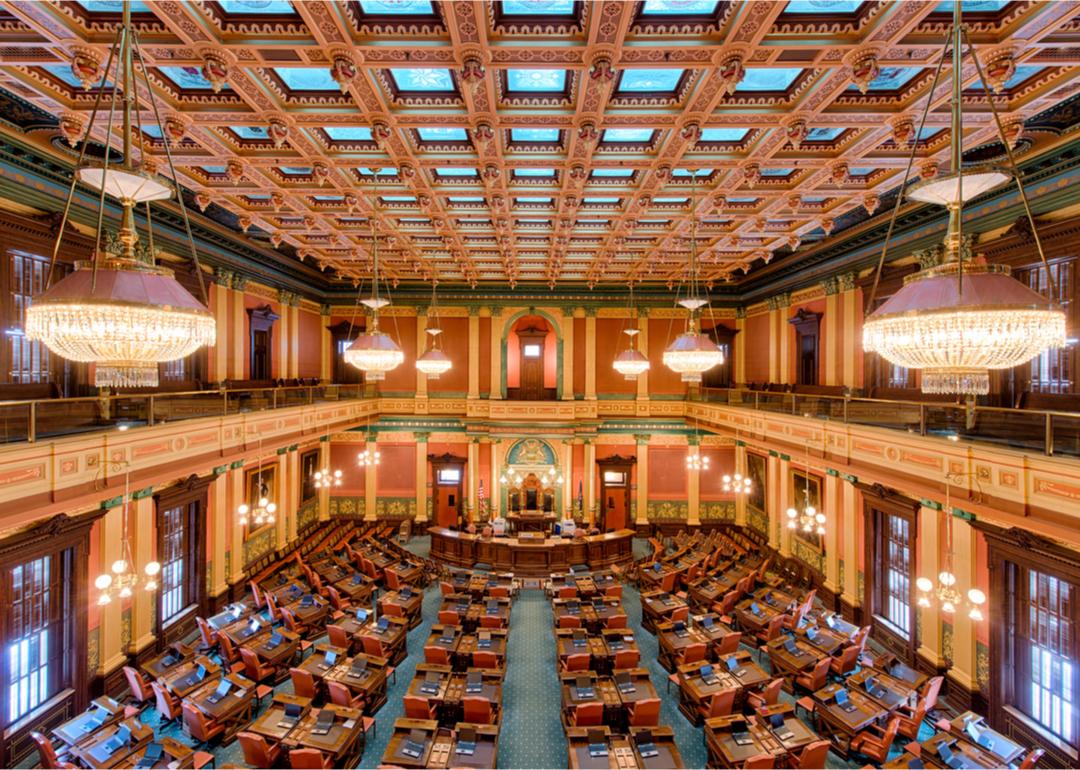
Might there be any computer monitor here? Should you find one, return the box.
[214,679,231,697]
[284,703,302,719]
[196,663,207,679]
[377,617,389,630]
[324,650,338,666]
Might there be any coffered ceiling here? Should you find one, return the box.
[1,0,1080,293]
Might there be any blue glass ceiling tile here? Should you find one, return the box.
[381,195,417,202]
[325,127,373,141]
[801,195,827,202]
[140,125,163,138]
[736,68,803,92]
[653,196,689,203]
[358,0,434,13]
[516,197,554,204]
[933,0,1008,11]
[230,126,269,139]
[699,128,749,142]
[506,69,567,92]
[435,167,479,176]
[806,127,844,141]
[641,0,718,13]
[847,66,921,91]
[1002,65,1044,90]
[274,67,340,91]
[417,127,469,141]
[583,197,620,203]
[510,128,560,142]
[618,69,684,92]
[448,196,485,203]
[784,0,862,12]
[245,194,271,200]
[200,166,227,174]
[601,128,654,143]
[158,66,220,90]
[672,168,711,178]
[918,127,944,140]
[849,167,875,175]
[74,0,151,11]
[591,168,634,177]
[502,0,575,14]
[357,167,397,175]
[760,168,793,176]
[727,197,758,203]
[515,168,556,177]
[279,166,312,174]
[218,0,295,12]
[313,195,344,201]
[389,68,455,91]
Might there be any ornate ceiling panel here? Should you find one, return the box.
[0,0,1079,292]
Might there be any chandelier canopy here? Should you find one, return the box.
[416,280,453,378]
[613,285,650,380]
[664,318,725,383]
[345,325,404,380]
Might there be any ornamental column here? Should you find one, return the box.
[317,438,331,521]
[286,447,299,543]
[275,450,288,548]
[778,454,792,556]
[210,468,228,598]
[947,517,979,697]
[918,502,945,669]
[583,440,596,526]
[687,438,701,527]
[416,307,429,399]
[228,463,246,586]
[767,297,780,383]
[96,502,125,681]
[775,294,792,383]
[584,308,597,400]
[320,304,332,382]
[562,308,575,400]
[734,442,747,526]
[364,435,377,522]
[212,269,231,382]
[489,307,503,400]
[467,307,480,400]
[561,440,573,516]
[636,309,650,402]
[766,454,781,551]
[824,472,841,593]
[466,438,479,523]
[129,490,156,655]
[822,278,840,386]
[276,291,291,380]
[839,273,858,389]
[841,478,861,614]
[415,432,429,523]
[231,275,247,379]
[491,440,504,518]
[635,434,650,526]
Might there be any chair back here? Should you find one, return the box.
[239,647,265,680]
[289,748,328,769]
[424,646,451,665]
[720,591,739,615]
[488,586,510,598]
[327,681,358,709]
[558,586,577,599]
[564,653,591,672]
[238,732,275,768]
[463,696,494,724]
[249,580,264,607]
[182,701,215,742]
[439,581,455,596]
[1019,748,1046,769]
[218,633,239,664]
[763,614,785,642]
[326,587,346,612]
[473,651,499,669]
[716,632,742,656]
[707,688,737,718]
[327,624,351,649]
[629,697,661,727]
[880,715,901,745]
[30,732,59,769]
[605,585,622,600]
[152,681,180,721]
[123,665,153,702]
[804,656,831,690]
[197,617,217,648]
[670,606,690,623]
[736,575,753,595]
[922,675,944,710]
[659,572,678,593]
[382,603,404,618]
[681,642,708,665]
[833,644,860,675]
[438,610,460,626]
[281,607,302,633]
[403,695,435,720]
[573,701,603,727]
[796,741,831,770]
[744,754,775,769]
[558,615,582,629]
[266,593,281,622]
[480,614,504,629]
[361,636,385,657]
[290,667,317,699]
[614,650,640,669]
[759,677,784,707]
[385,569,401,590]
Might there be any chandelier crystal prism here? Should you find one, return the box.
[25,2,214,389]
[862,0,1065,396]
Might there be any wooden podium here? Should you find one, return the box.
[507,511,557,534]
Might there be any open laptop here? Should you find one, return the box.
[732,728,754,747]
[355,608,369,623]
[615,671,635,695]
[90,724,132,764]
[419,671,441,695]
[160,651,180,668]
[135,742,163,770]
[485,600,499,616]
[265,632,283,650]
[635,729,659,759]
[400,729,427,759]
[477,631,492,648]
[672,620,689,639]
[207,678,232,704]
[311,709,335,736]
[833,688,857,713]
[455,726,477,756]
[587,729,608,758]
[83,704,111,732]
[572,629,587,648]
[768,711,795,741]
[701,615,715,630]
[725,656,743,676]
[805,626,818,642]
[400,586,413,600]
[465,671,483,694]
[351,573,364,585]
[574,674,595,699]
[699,664,719,686]
[348,658,368,680]
[439,627,456,645]
[863,675,887,700]
[300,594,316,607]
[376,616,390,633]
[750,602,762,616]
[277,702,303,729]
[318,650,338,670]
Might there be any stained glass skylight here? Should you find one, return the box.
[514,168,556,177]
[389,68,455,91]
[74,0,151,12]
[1002,65,1044,90]
[158,66,221,91]
[653,196,689,204]
[783,0,863,13]
[217,0,294,12]
[849,167,875,176]
[618,69,685,92]
[736,68,803,92]
[230,126,269,140]
[502,0,575,13]
[141,124,163,139]
[516,197,555,205]
[313,195,345,201]
[434,167,479,177]
[325,127,373,141]
[602,128,655,143]
[805,127,845,142]
[672,168,712,178]
[279,166,312,175]
[641,0,718,13]
[848,66,921,91]
[933,0,1008,11]
[274,68,340,91]
[510,128,561,143]
[699,128,750,142]
[447,196,485,203]
[200,166,228,174]
[358,0,434,13]
[417,127,469,141]
[918,127,944,140]
[357,167,397,176]
[506,69,567,92]
[381,195,417,202]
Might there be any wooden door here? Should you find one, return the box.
[597,456,635,533]
[251,330,270,380]
[518,328,546,400]
[429,453,465,528]
[604,487,628,531]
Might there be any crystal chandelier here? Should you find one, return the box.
[357,447,381,467]
[26,2,215,388]
[916,472,987,621]
[95,462,159,605]
[345,175,404,380]
[613,282,650,380]
[238,437,276,527]
[786,442,826,536]
[862,0,1065,396]
[722,473,753,494]
[664,171,724,383]
[416,279,452,378]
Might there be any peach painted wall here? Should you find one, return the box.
[596,319,636,396]
[428,317,469,394]
[648,319,685,395]
[479,317,491,396]
[380,316,418,393]
[649,447,688,499]
[788,298,827,384]
[700,446,736,500]
[376,444,415,496]
[744,312,771,384]
[506,316,556,390]
[573,317,586,397]
[296,307,322,378]
[330,444,366,495]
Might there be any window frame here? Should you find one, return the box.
[862,486,920,664]
[153,476,210,645]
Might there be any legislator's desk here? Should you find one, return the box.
[676,652,768,725]
[426,723,500,769]
[296,643,351,682]
[508,511,557,534]
[656,620,710,672]
[429,527,634,576]
[379,588,424,628]
[283,704,366,765]
[323,653,391,713]
[765,635,826,676]
[945,712,1025,766]
[640,591,688,633]
[458,629,509,672]
[205,602,251,631]
[356,615,409,664]
[184,672,257,740]
[53,696,125,748]
[384,718,440,768]
[919,732,1011,769]
[847,668,918,712]
[68,718,154,770]
[630,726,685,769]
[795,623,849,656]
[566,725,684,770]
[248,694,312,743]
[114,737,194,769]
[756,703,820,757]
[862,651,928,690]
[812,682,888,756]
[159,656,221,697]
[140,643,194,680]
[705,715,785,768]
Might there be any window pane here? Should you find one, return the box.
[7,556,55,723]
[1025,568,1075,742]
[8,250,56,384]
[879,512,911,638]
[160,505,187,623]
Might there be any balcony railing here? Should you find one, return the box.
[0,384,368,444]
[698,388,1080,458]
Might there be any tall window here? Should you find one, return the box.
[158,505,187,624]
[867,496,918,655]
[1016,260,1075,393]
[881,514,912,637]
[1027,570,1074,741]
[154,480,208,633]
[7,250,55,384]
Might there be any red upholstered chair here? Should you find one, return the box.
[249,580,265,608]
[677,642,708,667]
[1019,748,1046,769]
[290,667,317,699]
[326,587,349,614]
[438,610,460,626]
[480,615,505,629]
[440,581,455,596]
[183,701,224,747]
[716,631,743,657]
[217,632,240,665]
[755,615,786,646]
[238,731,283,768]
[382,603,405,619]
[850,716,900,764]
[605,585,622,600]
[614,650,640,670]
[744,754,775,769]
[717,590,739,619]
[473,651,500,670]
[326,624,352,651]
[30,732,65,769]
[628,697,661,727]
[605,614,628,630]
[701,688,737,720]
[897,696,930,741]
[558,586,577,599]
[562,653,591,673]
[488,586,511,598]
[151,681,182,726]
[280,607,310,636]
[830,644,861,677]
[794,657,832,694]
[568,702,603,728]
[463,696,496,725]
[361,636,387,658]
[670,606,689,624]
[309,573,325,596]
[735,576,754,596]
[240,647,276,684]
[196,617,219,653]
[424,646,451,665]
[403,695,437,720]
[266,593,282,623]
[795,740,831,770]
[385,569,403,591]
[123,665,154,704]
[289,748,333,769]
[747,678,784,712]
[327,681,365,711]
[558,615,582,629]
[659,572,678,593]
[921,675,944,711]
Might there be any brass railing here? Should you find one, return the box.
[697,388,1080,458]
[0,383,368,444]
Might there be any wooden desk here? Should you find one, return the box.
[600,630,640,672]
[407,663,454,705]
[218,615,271,647]
[630,726,685,769]
[205,603,251,631]
[429,527,634,577]
[946,712,1026,766]
[243,627,300,670]
[380,589,424,629]
[639,591,688,632]
[676,652,767,725]
[52,696,124,748]
[560,672,620,712]
[734,599,783,635]
[812,682,887,755]
[296,643,350,682]
[847,668,918,712]
[113,737,194,769]
[753,585,801,613]
[757,702,819,758]
[613,667,657,707]
[795,624,849,656]
[557,629,608,665]
[434,723,500,769]
[184,672,256,740]
[140,643,194,681]
[383,717,440,768]
[704,715,785,768]
[333,574,374,605]
[457,629,508,667]
[283,704,365,765]
[553,598,621,635]
[656,621,711,672]
[323,653,390,713]
[68,718,153,770]
[247,694,312,743]
[357,615,409,664]
[862,651,929,690]
[566,726,636,770]
[284,596,330,628]
[765,636,826,676]
[920,732,1009,769]
[159,656,220,698]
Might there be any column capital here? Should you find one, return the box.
[213,266,234,285]
[468,305,481,317]
[766,292,791,311]
[414,431,430,443]
[637,306,650,319]
[583,305,598,318]
[320,303,331,317]
[488,305,502,318]
[837,272,856,291]
[633,433,651,445]
[821,276,840,296]
[735,305,746,319]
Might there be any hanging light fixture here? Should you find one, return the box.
[862,0,1065,396]
[416,279,452,378]
[26,2,215,389]
[613,282,650,380]
[95,461,160,605]
[685,451,709,471]
[313,468,342,489]
[916,472,987,621]
[238,436,276,528]
[357,447,381,467]
[664,170,724,383]
[345,173,404,380]
[722,473,753,494]
[786,441,826,536]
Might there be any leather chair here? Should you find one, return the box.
[830,644,860,677]
[480,615,505,629]
[217,633,240,665]
[463,696,497,725]
[1019,748,1046,769]
[325,587,349,614]
[123,665,154,704]
[850,715,900,764]
[290,667,317,699]
[755,615,786,646]
[614,650,640,669]
[605,585,622,600]
[439,581,455,596]
[327,681,365,711]
[921,675,944,711]
[676,642,708,667]
[249,580,265,608]
[717,591,739,619]
[403,695,437,720]
[897,695,929,741]
[240,647,276,683]
[558,615,582,629]
[237,731,283,768]
[424,646,451,665]
[384,569,405,591]
[473,651,500,670]
[605,614,628,630]
[289,748,333,769]
[558,586,577,599]
[747,678,784,712]
[627,697,661,727]
[716,631,742,657]
[280,607,310,636]
[182,701,225,747]
[794,656,832,693]
[196,618,219,654]
[488,586,511,598]
[326,624,353,651]
[266,593,282,623]
[151,681,182,726]
[438,610,460,625]
[670,606,690,624]
[743,754,774,769]
[382,603,405,619]
[795,740,831,770]
[562,653,591,672]
[659,572,678,593]
[361,636,387,658]
[701,688,737,720]
[567,701,603,728]
[30,732,67,770]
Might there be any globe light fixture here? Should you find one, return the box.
[238,435,276,528]
[862,0,1065,396]
[613,284,650,380]
[416,280,453,378]
[787,441,826,536]
[685,452,709,471]
[313,468,343,489]
[722,473,753,494]
[95,461,160,606]
[26,2,215,388]
[358,447,381,467]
